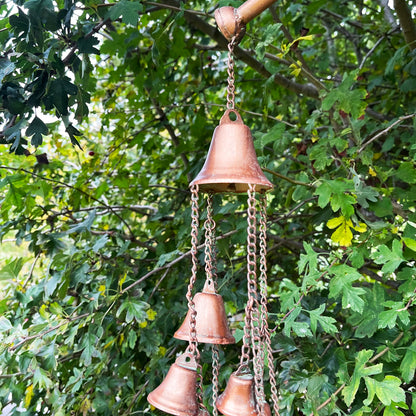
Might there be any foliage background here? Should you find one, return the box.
[1,0,416,414]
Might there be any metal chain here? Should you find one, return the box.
[226,36,237,110]
[259,194,280,416]
[204,193,217,289]
[187,185,206,412]
[246,184,265,415]
[187,184,200,358]
[212,345,220,416]
[205,193,221,416]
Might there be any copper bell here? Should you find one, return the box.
[174,280,235,344]
[148,352,204,416]
[190,110,273,193]
[216,371,271,416]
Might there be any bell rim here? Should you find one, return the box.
[173,331,236,344]
[148,392,199,416]
[189,179,274,194]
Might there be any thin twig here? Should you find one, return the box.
[0,165,135,238]
[0,373,25,379]
[62,19,109,65]
[121,380,150,416]
[9,313,90,351]
[357,113,416,153]
[22,252,41,289]
[359,36,385,71]
[311,323,416,415]
[263,167,315,188]
[121,230,238,294]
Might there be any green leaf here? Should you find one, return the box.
[92,235,109,253]
[49,77,78,115]
[343,349,383,406]
[65,210,96,234]
[372,240,405,273]
[314,179,356,217]
[298,242,318,275]
[156,249,181,268]
[80,331,99,366]
[26,116,49,147]
[66,124,83,149]
[315,181,332,208]
[395,162,416,184]
[403,237,416,251]
[0,316,13,332]
[329,265,366,313]
[26,116,48,136]
[255,123,285,152]
[383,405,405,416]
[322,71,367,118]
[0,58,16,84]
[108,0,143,26]
[33,367,53,389]
[309,304,337,334]
[0,258,24,280]
[78,36,100,54]
[364,376,405,406]
[399,341,416,383]
[117,298,149,323]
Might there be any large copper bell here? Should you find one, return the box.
[148,352,206,416]
[216,370,271,416]
[190,109,273,193]
[174,280,235,344]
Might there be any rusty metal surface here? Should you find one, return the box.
[216,370,271,416]
[190,110,273,193]
[147,352,199,416]
[215,0,277,41]
[174,289,236,344]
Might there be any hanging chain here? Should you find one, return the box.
[187,185,207,412]
[205,193,221,416]
[204,193,217,289]
[226,36,237,110]
[212,345,220,416]
[259,194,280,416]
[246,184,266,415]
[187,184,200,358]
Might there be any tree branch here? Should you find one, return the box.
[121,229,238,294]
[9,313,90,352]
[0,165,135,238]
[263,167,315,187]
[148,93,192,182]
[160,0,320,99]
[357,113,416,153]
[310,323,416,415]
[394,0,416,50]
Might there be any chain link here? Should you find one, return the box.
[187,184,200,358]
[259,194,280,416]
[204,193,217,289]
[246,184,266,415]
[187,185,207,412]
[205,193,221,416]
[226,36,237,110]
[212,345,220,416]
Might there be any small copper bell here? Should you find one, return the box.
[216,369,271,416]
[174,280,235,344]
[190,110,273,193]
[147,352,203,416]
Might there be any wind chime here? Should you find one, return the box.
[148,1,280,415]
